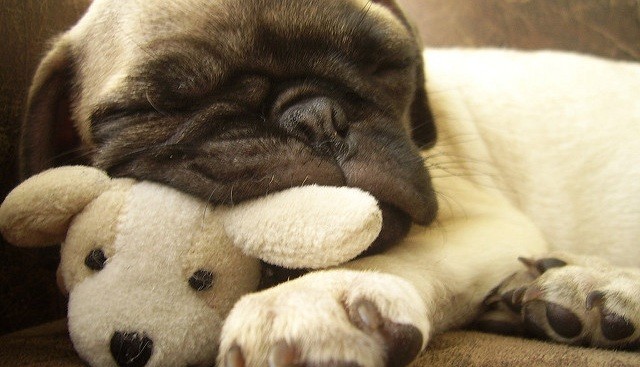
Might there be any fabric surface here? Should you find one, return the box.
[421,330,640,367]
[1,320,639,367]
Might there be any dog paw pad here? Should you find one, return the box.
[476,254,640,350]
[543,302,583,338]
[347,298,422,367]
[601,311,635,341]
[586,291,636,341]
[521,300,583,341]
[383,322,423,367]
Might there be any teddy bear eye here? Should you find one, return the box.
[85,249,107,271]
[189,269,215,291]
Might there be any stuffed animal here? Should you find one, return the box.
[0,166,382,367]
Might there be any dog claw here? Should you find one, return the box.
[482,293,502,306]
[512,287,526,305]
[495,289,519,313]
[521,286,543,304]
[535,258,567,273]
[225,345,246,367]
[585,290,605,311]
[517,256,535,268]
[518,257,567,276]
[268,341,298,367]
[351,299,382,333]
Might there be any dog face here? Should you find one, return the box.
[21,0,438,247]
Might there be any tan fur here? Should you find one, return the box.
[219,157,550,366]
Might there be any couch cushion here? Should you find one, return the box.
[1,320,639,367]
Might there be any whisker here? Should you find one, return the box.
[145,89,169,116]
[48,147,94,163]
[201,186,220,224]
[433,189,468,222]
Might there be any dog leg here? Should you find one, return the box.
[219,269,428,367]
[218,175,549,366]
[476,252,640,350]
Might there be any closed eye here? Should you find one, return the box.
[363,57,414,77]
[90,104,159,126]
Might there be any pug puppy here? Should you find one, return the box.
[21,0,439,250]
[19,0,640,366]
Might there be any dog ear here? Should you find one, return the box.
[369,0,405,17]
[410,52,437,149]
[20,36,85,179]
[371,0,437,148]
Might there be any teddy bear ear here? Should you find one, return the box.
[222,185,382,269]
[0,166,110,247]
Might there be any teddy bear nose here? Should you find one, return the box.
[110,331,154,367]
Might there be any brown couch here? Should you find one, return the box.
[1,0,639,365]
[2,319,639,367]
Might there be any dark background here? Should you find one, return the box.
[1,0,639,334]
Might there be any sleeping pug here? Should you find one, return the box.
[21,0,438,250]
[19,0,640,366]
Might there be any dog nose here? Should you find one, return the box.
[110,331,154,367]
[276,96,349,154]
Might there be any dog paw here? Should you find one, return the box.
[521,264,640,349]
[476,253,640,349]
[218,270,430,367]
